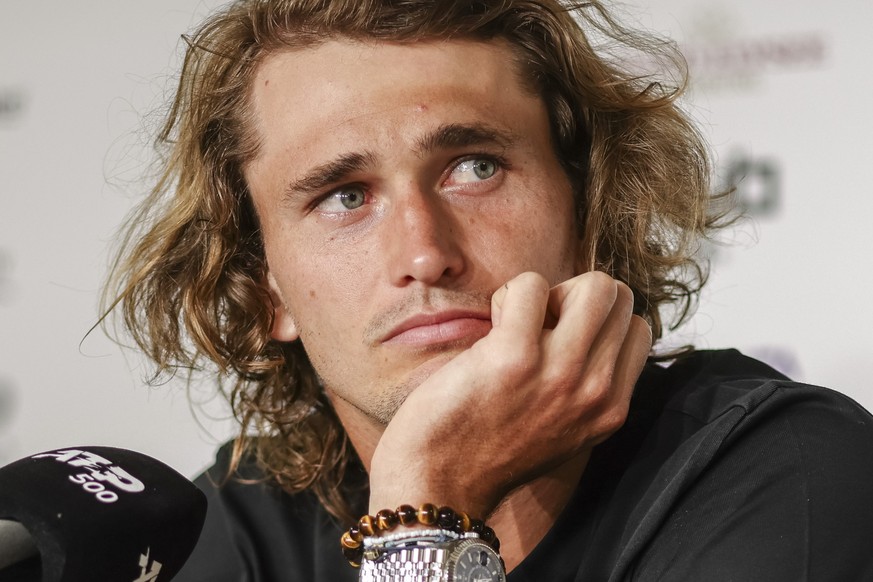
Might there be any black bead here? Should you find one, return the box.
[469,518,485,535]
[437,506,457,530]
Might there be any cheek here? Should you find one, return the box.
[464,209,575,286]
[477,182,577,266]
[268,242,370,327]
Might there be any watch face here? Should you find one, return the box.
[449,540,506,582]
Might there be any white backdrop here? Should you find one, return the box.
[1,1,871,478]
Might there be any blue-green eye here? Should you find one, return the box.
[471,159,496,179]
[451,158,498,183]
[317,186,367,212]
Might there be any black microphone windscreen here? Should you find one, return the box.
[0,446,206,582]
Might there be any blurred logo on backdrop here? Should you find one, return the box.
[703,152,801,382]
[665,4,817,384]
[0,88,26,126]
[721,150,781,220]
[698,149,782,267]
[679,5,827,91]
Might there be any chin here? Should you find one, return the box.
[371,351,460,423]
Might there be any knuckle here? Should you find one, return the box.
[541,364,579,395]
[491,343,539,379]
[522,271,551,299]
[614,280,634,306]
[598,406,629,435]
[583,270,616,293]
[576,271,620,311]
[581,367,615,405]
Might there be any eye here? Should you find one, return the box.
[449,157,499,184]
[315,186,368,213]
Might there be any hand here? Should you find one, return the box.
[367,271,652,518]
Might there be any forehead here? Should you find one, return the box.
[245,39,546,172]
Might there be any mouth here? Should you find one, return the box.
[381,310,492,348]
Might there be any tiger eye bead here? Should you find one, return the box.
[375,508,399,531]
[358,514,376,536]
[456,511,472,532]
[342,546,363,567]
[396,504,417,525]
[437,506,457,530]
[342,503,501,568]
[348,524,364,543]
[417,503,438,525]
[341,530,362,549]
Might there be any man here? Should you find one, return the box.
[106,0,873,580]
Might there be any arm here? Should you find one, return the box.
[366,271,652,568]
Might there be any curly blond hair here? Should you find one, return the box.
[104,0,723,523]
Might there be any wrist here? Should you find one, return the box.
[367,478,503,522]
[367,446,506,520]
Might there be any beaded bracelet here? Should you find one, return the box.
[340,503,500,567]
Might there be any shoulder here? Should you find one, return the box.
[653,349,873,475]
[629,349,873,580]
[175,443,355,582]
[632,349,872,447]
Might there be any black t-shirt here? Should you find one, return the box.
[176,350,873,581]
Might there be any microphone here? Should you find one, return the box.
[0,446,207,581]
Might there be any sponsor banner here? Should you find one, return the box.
[637,0,873,405]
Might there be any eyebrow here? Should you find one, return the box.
[283,151,377,201]
[415,122,517,156]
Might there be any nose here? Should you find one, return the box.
[383,188,466,286]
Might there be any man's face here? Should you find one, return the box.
[245,39,581,427]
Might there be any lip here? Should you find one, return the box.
[381,310,492,347]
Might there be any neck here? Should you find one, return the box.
[332,395,590,573]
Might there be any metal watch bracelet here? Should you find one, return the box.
[358,529,505,582]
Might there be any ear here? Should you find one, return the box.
[266,272,299,342]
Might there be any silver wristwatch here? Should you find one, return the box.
[358,529,506,582]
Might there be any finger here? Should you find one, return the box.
[489,272,550,343]
[545,271,619,355]
[612,314,652,401]
[574,280,635,376]
[587,314,652,444]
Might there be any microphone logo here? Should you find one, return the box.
[132,547,163,582]
[31,448,146,504]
